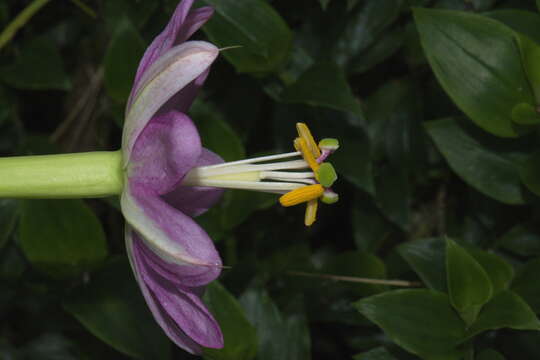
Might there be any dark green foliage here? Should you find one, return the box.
[1,0,540,359]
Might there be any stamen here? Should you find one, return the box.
[201,151,301,170]
[279,184,324,207]
[188,179,305,193]
[296,123,321,158]
[295,138,319,172]
[305,200,318,226]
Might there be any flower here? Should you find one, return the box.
[120,0,225,354]
[118,0,340,354]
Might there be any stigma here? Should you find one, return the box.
[182,123,339,226]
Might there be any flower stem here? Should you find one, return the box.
[0,0,53,51]
[0,151,124,198]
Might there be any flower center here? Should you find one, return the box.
[182,123,339,226]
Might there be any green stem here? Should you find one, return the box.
[0,151,124,198]
[0,0,53,51]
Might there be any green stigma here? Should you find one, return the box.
[318,138,340,151]
[317,162,337,187]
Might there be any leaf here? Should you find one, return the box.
[512,258,540,313]
[104,16,145,103]
[355,289,466,357]
[0,36,71,91]
[414,8,534,137]
[202,0,292,74]
[498,224,540,256]
[353,347,397,360]
[334,0,403,67]
[521,151,540,196]
[63,258,170,360]
[19,333,78,360]
[476,349,506,360]
[446,238,493,325]
[0,199,18,249]
[318,0,331,10]
[511,103,540,125]
[281,61,363,116]
[466,290,540,338]
[203,282,258,360]
[425,117,527,205]
[18,199,108,279]
[191,99,245,162]
[468,249,514,295]
[240,288,311,360]
[352,201,390,253]
[350,28,405,74]
[397,237,447,292]
[486,10,540,44]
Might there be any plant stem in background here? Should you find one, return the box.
[0,0,53,51]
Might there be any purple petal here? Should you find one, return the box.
[123,41,218,161]
[121,181,222,279]
[129,111,201,195]
[126,228,223,353]
[164,148,225,217]
[130,0,214,99]
[156,68,210,116]
[134,241,223,348]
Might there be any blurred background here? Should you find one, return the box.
[1,0,540,359]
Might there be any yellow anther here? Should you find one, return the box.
[294,137,320,172]
[279,184,324,207]
[296,123,321,158]
[305,199,318,226]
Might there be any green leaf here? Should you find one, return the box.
[511,103,540,125]
[353,347,397,360]
[355,289,466,357]
[202,0,292,74]
[476,349,506,360]
[0,199,18,249]
[521,150,540,196]
[240,288,311,360]
[18,199,108,279]
[414,8,534,137]
[104,16,145,103]
[498,224,540,256]
[19,333,77,360]
[467,290,540,337]
[352,202,390,253]
[397,237,447,292]
[468,249,514,295]
[64,258,170,360]
[425,118,527,205]
[191,99,245,162]
[446,238,493,325]
[318,0,331,10]
[334,0,403,67]
[512,258,540,313]
[0,36,71,90]
[330,121,374,194]
[350,29,405,74]
[486,10,540,44]
[282,61,362,116]
[203,282,258,360]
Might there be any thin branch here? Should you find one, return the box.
[288,271,422,287]
[69,0,97,18]
[0,0,53,51]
